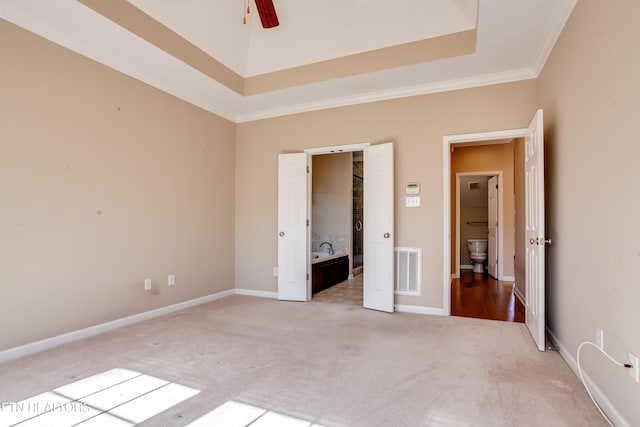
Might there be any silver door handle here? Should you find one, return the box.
[384,232,391,239]
[279,231,285,237]
[355,220,362,232]
[530,237,552,245]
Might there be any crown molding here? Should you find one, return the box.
[532,0,577,76]
[235,68,537,123]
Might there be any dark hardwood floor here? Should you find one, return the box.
[451,270,524,323]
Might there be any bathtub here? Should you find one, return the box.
[311,253,349,294]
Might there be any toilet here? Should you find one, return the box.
[467,239,488,273]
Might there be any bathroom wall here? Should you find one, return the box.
[451,142,515,279]
[311,153,352,255]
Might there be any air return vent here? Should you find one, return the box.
[468,181,480,190]
[394,247,422,295]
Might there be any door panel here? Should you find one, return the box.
[363,143,394,312]
[277,153,310,301]
[487,176,498,278]
[525,109,546,351]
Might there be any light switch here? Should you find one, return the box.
[406,196,421,207]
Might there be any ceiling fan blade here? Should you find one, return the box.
[254,0,279,28]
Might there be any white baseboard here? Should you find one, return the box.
[546,328,630,427]
[235,289,278,299]
[513,287,525,306]
[395,305,445,316]
[0,289,235,365]
[461,265,473,270]
[501,275,515,281]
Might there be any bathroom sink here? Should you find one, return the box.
[311,251,331,259]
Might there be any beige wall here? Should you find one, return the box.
[539,0,640,423]
[236,81,538,308]
[451,143,515,278]
[0,21,236,350]
[311,153,352,255]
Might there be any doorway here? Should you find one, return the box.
[454,172,507,280]
[442,109,547,351]
[277,142,395,313]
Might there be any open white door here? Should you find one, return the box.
[525,109,546,351]
[277,153,310,301]
[487,176,498,278]
[363,143,394,312]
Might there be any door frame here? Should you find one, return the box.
[454,171,504,280]
[443,129,529,316]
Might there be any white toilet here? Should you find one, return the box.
[467,239,488,273]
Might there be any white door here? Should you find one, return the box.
[525,109,546,351]
[277,153,310,301]
[487,176,498,278]
[363,143,394,312]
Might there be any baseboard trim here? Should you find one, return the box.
[546,328,630,427]
[514,287,525,306]
[395,305,445,316]
[460,265,473,270]
[0,289,235,365]
[501,275,515,281]
[234,288,278,299]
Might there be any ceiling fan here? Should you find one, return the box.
[244,0,279,28]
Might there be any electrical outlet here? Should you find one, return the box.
[629,352,639,383]
[273,267,278,277]
[168,274,175,286]
[144,278,151,291]
[595,327,604,349]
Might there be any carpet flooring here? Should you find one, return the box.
[0,295,605,426]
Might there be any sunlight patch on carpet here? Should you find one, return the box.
[0,368,199,426]
[187,400,325,427]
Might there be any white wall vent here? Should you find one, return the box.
[394,247,422,296]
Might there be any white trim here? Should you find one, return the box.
[514,286,526,306]
[531,0,578,76]
[443,128,530,317]
[235,288,278,299]
[395,305,445,316]
[502,275,515,282]
[546,328,630,427]
[304,143,370,155]
[236,69,537,123]
[460,265,473,270]
[0,289,235,365]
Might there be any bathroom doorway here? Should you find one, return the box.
[455,172,506,280]
[443,109,547,351]
[279,142,394,312]
[310,151,364,306]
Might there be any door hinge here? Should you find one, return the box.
[306,219,309,226]
[306,165,310,173]
[306,273,309,281]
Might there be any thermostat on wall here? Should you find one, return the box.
[406,182,420,195]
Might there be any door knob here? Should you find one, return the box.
[530,237,552,245]
[384,232,391,239]
[279,231,285,237]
